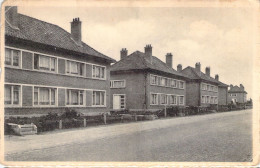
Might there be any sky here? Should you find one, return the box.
[18,4,258,99]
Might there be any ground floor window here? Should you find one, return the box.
[66,89,84,106]
[113,94,125,109]
[179,96,184,105]
[93,91,105,106]
[150,93,158,105]
[34,87,57,106]
[169,95,177,105]
[160,94,168,105]
[201,96,206,103]
[5,85,21,105]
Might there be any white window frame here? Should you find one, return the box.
[150,74,158,85]
[169,94,177,105]
[171,79,177,88]
[92,90,106,107]
[110,80,126,88]
[178,80,185,89]
[160,94,168,105]
[5,48,22,68]
[65,89,85,106]
[178,95,185,105]
[201,95,205,103]
[150,93,159,105]
[33,86,58,107]
[4,84,22,107]
[92,65,106,80]
[33,53,58,73]
[66,60,85,76]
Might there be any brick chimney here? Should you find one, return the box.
[166,53,173,68]
[240,84,244,91]
[120,48,128,60]
[5,6,19,29]
[215,74,219,81]
[144,44,152,63]
[177,64,182,72]
[205,67,210,76]
[195,62,201,71]
[230,84,233,89]
[71,18,82,45]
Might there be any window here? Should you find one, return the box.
[157,76,161,85]
[5,85,21,105]
[210,86,214,91]
[92,65,105,79]
[179,81,185,89]
[151,75,158,85]
[93,91,105,106]
[5,48,21,67]
[230,93,237,97]
[210,97,214,104]
[34,87,57,106]
[160,94,167,105]
[66,60,84,76]
[207,85,210,91]
[214,86,218,92]
[169,95,177,105]
[34,54,57,72]
[201,83,206,90]
[150,93,158,105]
[66,89,84,106]
[179,96,184,105]
[201,96,205,103]
[206,96,210,103]
[171,79,177,88]
[110,80,125,88]
[161,78,167,86]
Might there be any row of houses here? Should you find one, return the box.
[4,6,247,117]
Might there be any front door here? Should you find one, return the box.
[113,94,125,110]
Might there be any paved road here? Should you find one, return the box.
[5,110,252,162]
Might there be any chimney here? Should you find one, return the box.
[215,74,219,81]
[5,6,19,29]
[120,48,128,60]
[240,84,244,91]
[205,67,210,76]
[195,62,201,71]
[177,64,182,72]
[144,44,152,63]
[166,53,173,68]
[71,17,82,45]
[230,84,233,89]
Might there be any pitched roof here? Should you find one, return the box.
[5,13,115,63]
[228,85,247,93]
[182,66,228,87]
[111,51,189,79]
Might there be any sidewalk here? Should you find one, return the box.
[5,110,251,156]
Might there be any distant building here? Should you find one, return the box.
[110,45,189,111]
[4,6,115,117]
[181,63,228,107]
[228,84,247,103]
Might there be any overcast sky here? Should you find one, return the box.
[19,5,258,99]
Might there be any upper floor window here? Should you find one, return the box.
[214,86,218,92]
[179,96,184,105]
[92,65,105,79]
[150,93,158,105]
[93,91,105,106]
[171,79,177,88]
[179,81,185,89]
[161,78,167,86]
[66,89,84,106]
[34,54,57,72]
[230,93,237,97]
[151,75,158,85]
[34,87,57,106]
[66,60,84,76]
[5,85,21,105]
[160,94,167,105]
[201,84,206,90]
[5,48,21,67]
[110,80,125,88]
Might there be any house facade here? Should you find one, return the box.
[4,6,115,117]
[227,84,247,103]
[110,45,189,111]
[181,63,228,107]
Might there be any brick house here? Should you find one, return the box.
[110,45,189,111]
[227,84,247,103]
[4,6,115,117]
[181,63,228,107]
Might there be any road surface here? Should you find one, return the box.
[5,109,252,162]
